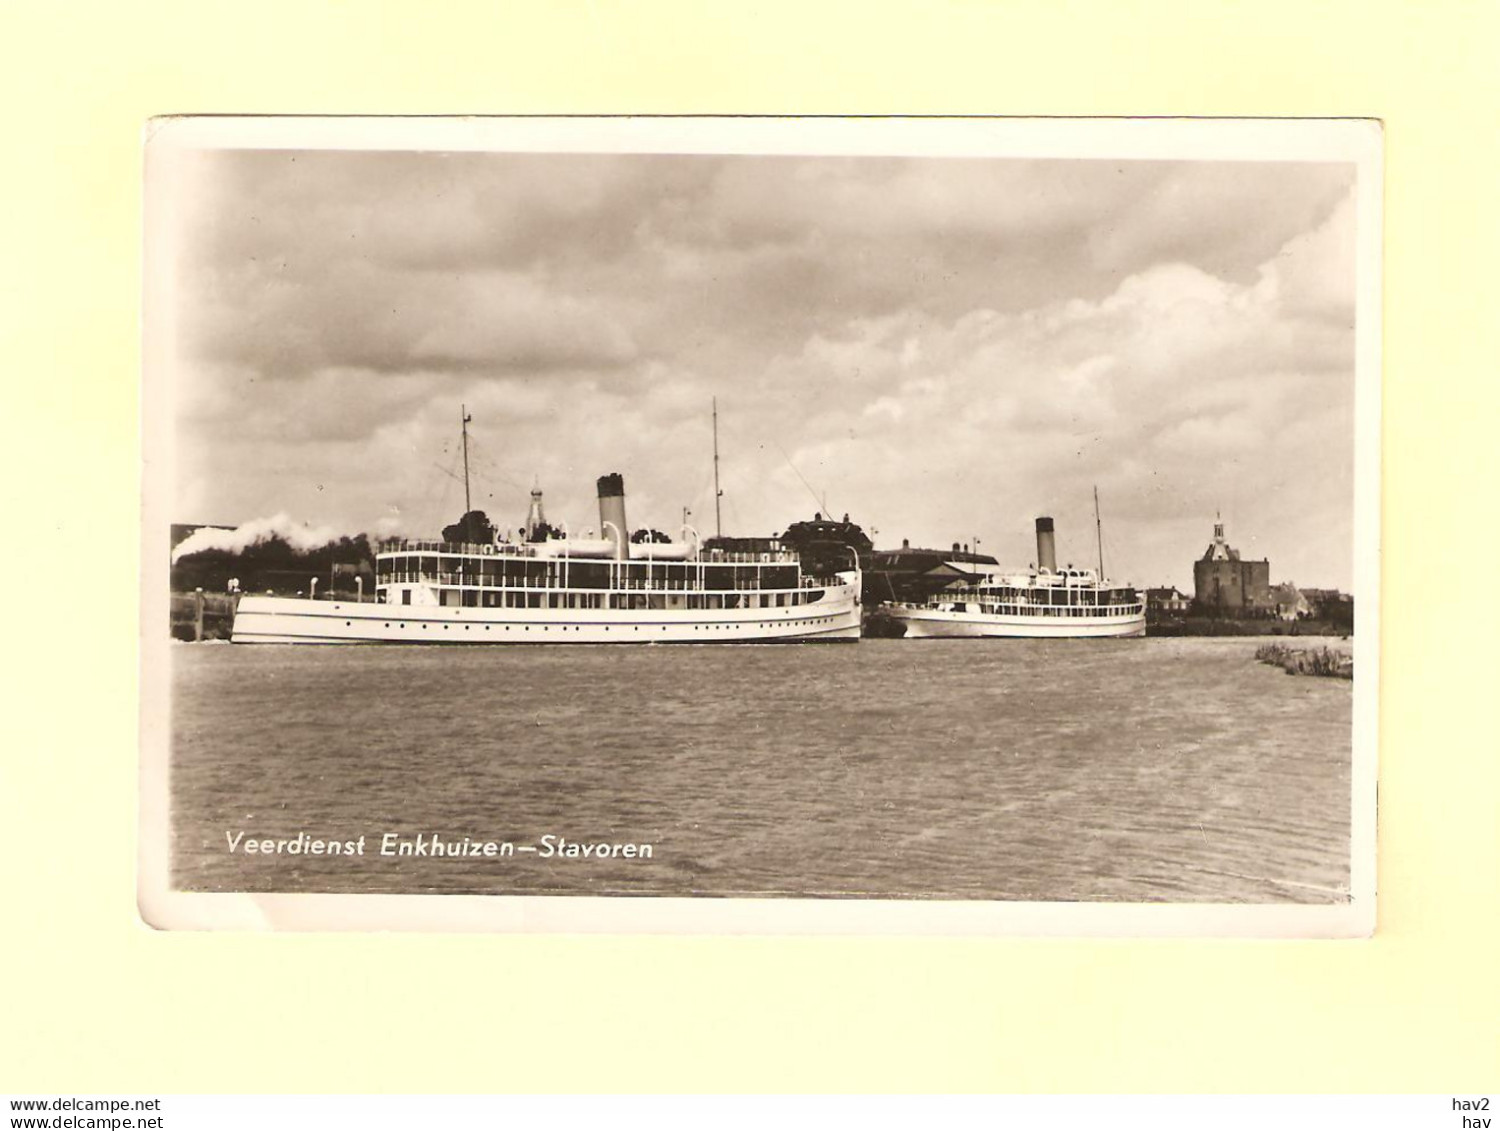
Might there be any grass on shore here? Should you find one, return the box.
[1255,643,1354,679]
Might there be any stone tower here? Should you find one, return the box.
[1192,517,1271,611]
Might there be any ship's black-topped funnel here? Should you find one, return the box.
[597,473,629,560]
[1035,516,1057,573]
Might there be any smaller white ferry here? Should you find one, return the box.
[880,512,1145,639]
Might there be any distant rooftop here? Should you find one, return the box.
[873,547,999,569]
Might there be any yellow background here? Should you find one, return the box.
[3,0,1496,1092]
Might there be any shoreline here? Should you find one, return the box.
[1145,617,1352,639]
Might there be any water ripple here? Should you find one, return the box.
[170,638,1352,902]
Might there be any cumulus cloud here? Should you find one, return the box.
[1258,187,1357,320]
[163,150,1360,591]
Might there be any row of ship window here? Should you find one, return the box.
[347,618,842,633]
[975,590,1140,606]
[378,569,802,591]
[378,546,796,564]
[396,589,826,609]
[954,602,1143,616]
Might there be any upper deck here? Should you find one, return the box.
[374,538,846,596]
[377,538,801,564]
[945,566,1143,609]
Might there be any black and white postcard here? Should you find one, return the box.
[140,117,1380,934]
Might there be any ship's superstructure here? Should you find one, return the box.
[879,515,1145,639]
[231,472,861,645]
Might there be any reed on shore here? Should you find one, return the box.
[1255,643,1353,679]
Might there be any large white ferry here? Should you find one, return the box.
[230,472,861,645]
[879,514,1145,639]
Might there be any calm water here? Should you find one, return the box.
[170,638,1353,902]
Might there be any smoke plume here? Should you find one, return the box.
[171,513,340,564]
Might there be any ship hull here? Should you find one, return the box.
[884,606,1145,639]
[231,574,861,645]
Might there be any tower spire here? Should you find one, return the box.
[526,478,547,541]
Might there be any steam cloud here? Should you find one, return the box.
[171,513,341,564]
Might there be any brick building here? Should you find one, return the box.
[1192,520,1271,612]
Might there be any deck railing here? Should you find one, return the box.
[376,569,851,592]
[377,539,801,565]
[378,539,509,556]
[888,599,1144,616]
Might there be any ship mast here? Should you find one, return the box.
[460,404,473,515]
[1094,484,1105,580]
[712,397,723,538]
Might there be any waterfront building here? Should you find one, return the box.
[867,540,1000,604]
[1192,520,1271,612]
[1299,588,1351,617]
[1145,586,1191,614]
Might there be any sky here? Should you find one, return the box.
[166,148,1359,592]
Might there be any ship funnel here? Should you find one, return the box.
[1035,516,1057,573]
[597,473,629,560]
